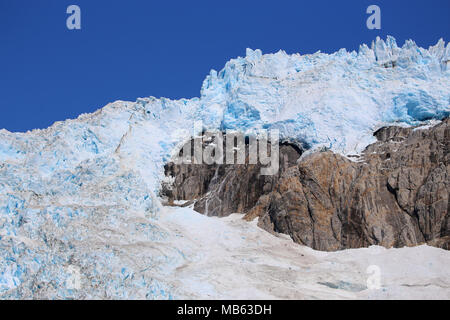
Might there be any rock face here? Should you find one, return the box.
[162,136,302,217]
[162,119,449,251]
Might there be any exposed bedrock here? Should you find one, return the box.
[162,135,302,217]
[161,119,449,251]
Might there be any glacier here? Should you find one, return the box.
[0,36,449,299]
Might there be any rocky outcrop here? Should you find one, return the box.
[162,119,449,251]
[162,136,302,217]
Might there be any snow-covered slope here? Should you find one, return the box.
[0,37,449,299]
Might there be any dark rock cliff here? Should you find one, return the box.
[161,119,449,251]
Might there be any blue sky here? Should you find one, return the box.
[1,0,449,132]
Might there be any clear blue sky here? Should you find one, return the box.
[1,0,449,132]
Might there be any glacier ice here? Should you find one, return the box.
[0,37,449,299]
